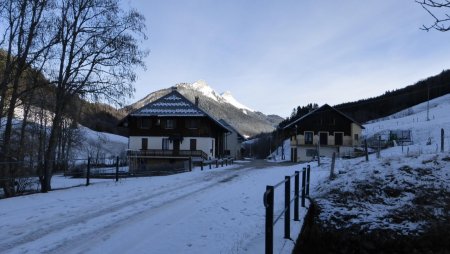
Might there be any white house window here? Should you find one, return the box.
[165,119,176,129]
[162,138,170,150]
[304,131,313,145]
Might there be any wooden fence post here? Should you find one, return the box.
[301,168,306,207]
[317,143,321,166]
[86,157,91,186]
[115,156,119,182]
[377,135,381,159]
[364,139,369,161]
[330,152,336,179]
[265,186,274,254]
[294,171,299,221]
[306,165,310,196]
[189,157,192,172]
[284,176,291,239]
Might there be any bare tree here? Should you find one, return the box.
[417,0,450,31]
[0,0,56,197]
[41,0,147,192]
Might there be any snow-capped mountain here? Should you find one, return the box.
[221,91,254,112]
[125,80,283,137]
[176,80,254,113]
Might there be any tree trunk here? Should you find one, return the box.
[42,103,64,192]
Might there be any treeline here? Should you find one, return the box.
[279,70,450,129]
[335,70,450,123]
[278,103,319,129]
[0,0,146,197]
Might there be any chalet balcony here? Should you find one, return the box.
[127,149,208,160]
[290,137,354,147]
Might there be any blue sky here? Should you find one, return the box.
[124,0,450,117]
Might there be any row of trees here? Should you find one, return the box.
[278,103,319,129]
[0,0,147,196]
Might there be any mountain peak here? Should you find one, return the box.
[177,81,253,112]
[177,80,221,102]
[220,91,253,112]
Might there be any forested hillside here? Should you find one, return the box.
[280,70,450,129]
[335,70,450,123]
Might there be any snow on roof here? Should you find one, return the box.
[131,91,205,117]
[128,90,230,132]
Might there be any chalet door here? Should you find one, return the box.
[141,138,148,150]
[334,133,343,146]
[173,140,180,155]
[319,132,328,145]
[190,139,197,151]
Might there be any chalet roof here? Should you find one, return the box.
[131,91,205,117]
[283,104,365,129]
[123,89,229,132]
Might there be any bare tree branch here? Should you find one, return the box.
[417,0,450,31]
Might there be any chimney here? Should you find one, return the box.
[195,96,199,106]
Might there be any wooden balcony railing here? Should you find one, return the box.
[127,149,208,160]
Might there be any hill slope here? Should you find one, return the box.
[297,94,450,253]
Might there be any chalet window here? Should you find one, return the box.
[304,131,313,145]
[334,132,343,146]
[141,138,148,150]
[140,118,151,129]
[186,119,199,129]
[319,132,328,145]
[165,119,176,129]
[162,138,170,150]
[190,139,197,151]
[354,134,359,141]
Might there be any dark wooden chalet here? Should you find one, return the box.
[119,88,229,173]
[284,104,364,162]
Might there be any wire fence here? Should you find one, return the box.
[0,157,128,198]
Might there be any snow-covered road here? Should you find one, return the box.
[0,160,326,254]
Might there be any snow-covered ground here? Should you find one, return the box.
[364,93,450,147]
[267,139,291,162]
[311,94,450,236]
[0,160,328,254]
[2,93,449,253]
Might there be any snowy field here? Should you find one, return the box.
[0,160,328,254]
[311,94,450,236]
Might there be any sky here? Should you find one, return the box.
[123,0,450,118]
